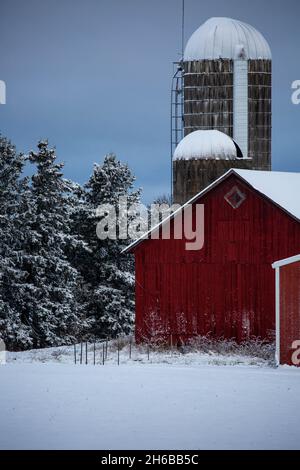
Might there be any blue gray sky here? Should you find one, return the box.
[0,0,299,202]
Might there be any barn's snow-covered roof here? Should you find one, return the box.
[184,17,272,61]
[235,169,300,220]
[123,169,300,253]
[173,130,239,160]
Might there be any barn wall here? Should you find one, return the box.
[134,174,300,343]
[279,262,300,366]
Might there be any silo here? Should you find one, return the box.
[173,130,252,204]
[173,17,272,204]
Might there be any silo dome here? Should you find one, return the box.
[173,130,241,161]
[184,17,272,61]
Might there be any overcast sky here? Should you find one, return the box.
[0,0,299,202]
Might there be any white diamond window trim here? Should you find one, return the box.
[224,186,246,209]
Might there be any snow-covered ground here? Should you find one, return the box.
[6,340,274,368]
[0,344,299,450]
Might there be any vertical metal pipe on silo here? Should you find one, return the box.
[233,49,249,159]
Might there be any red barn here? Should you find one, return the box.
[124,169,300,344]
[272,255,300,366]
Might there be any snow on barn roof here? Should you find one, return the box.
[123,169,300,253]
[184,17,272,61]
[234,169,300,220]
[173,130,239,160]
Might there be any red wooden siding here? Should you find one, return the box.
[134,174,300,343]
[279,261,300,366]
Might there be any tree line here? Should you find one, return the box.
[0,135,140,350]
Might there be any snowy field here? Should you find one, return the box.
[0,344,299,450]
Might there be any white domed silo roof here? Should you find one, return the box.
[184,17,272,61]
[173,130,239,160]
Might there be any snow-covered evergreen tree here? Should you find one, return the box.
[17,140,88,347]
[74,153,141,339]
[0,135,32,348]
[0,140,87,349]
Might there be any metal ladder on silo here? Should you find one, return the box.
[170,62,184,200]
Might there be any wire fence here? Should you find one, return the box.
[73,332,186,366]
[73,337,153,366]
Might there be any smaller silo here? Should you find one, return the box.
[173,130,251,205]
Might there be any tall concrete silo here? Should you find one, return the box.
[173,17,272,205]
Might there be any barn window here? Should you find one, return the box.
[224,186,246,209]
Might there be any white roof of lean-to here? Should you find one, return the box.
[123,169,300,253]
[184,17,272,61]
[272,254,300,270]
[173,130,238,161]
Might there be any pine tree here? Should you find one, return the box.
[0,135,31,348]
[75,153,141,339]
[7,140,86,348]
